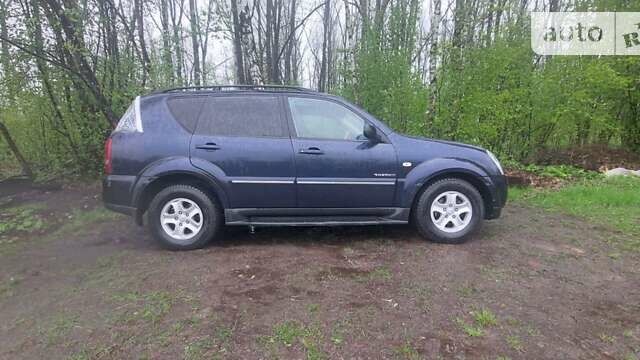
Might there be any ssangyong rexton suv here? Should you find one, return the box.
[103,85,507,250]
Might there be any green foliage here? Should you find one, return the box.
[339,5,640,162]
[340,0,427,136]
[508,163,603,181]
[431,36,640,159]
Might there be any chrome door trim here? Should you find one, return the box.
[297,180,395,185]
[230,179,295,184]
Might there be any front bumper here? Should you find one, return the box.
[485,205,502,220]
[485,174,507,220]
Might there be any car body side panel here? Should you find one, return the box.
[189,136,297,208]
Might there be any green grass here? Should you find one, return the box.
[355,266,393,283]
[0,276,21,298]
[184,337,214,360]
[506,334,523,351]
[262,320,327,359]
[455,317,484,337]
[510,176,640,249]
[520,164,602,180]
[112,290,173,325]
[394,341,421,359]
[0,203,46,236]
[39,313,78,345]
[472,308,498,327]
[455,308,498,338]
[54,208,120,236]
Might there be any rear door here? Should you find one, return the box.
[189,94,296,208]
[286,96,398,208]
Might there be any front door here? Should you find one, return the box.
[286,96,398,208]
[190,95,296,208]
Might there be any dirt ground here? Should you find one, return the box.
[0,184,639,360]
[529,144,640,172]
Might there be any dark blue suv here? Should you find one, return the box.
[103,85,507,250]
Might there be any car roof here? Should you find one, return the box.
[149,85,316,96]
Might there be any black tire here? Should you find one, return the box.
[412,178,484,244]
[147,185,221,250]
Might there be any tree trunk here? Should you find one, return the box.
[189,0,201,86]
[284,0,296,84]
[169,0,185,85]
[230,0,246,84]
[272,0,282,83]
[160,0,174,83]
[0,120,33,179]
[493,0,506,41]
[452,0,465,48]
[42,0,118,126]
[0,0,14,99]
[318,0,331,92]
[426,0,441,127]
[134,0,151,85]
[485,0,494,46]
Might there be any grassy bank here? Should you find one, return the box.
[510,176,640,250]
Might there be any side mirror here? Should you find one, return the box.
[363,123,381,143]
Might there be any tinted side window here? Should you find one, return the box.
[167,96,206,132]
[288,97,365,141]
[196,96,286,137]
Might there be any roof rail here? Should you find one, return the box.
[157,84,315,94]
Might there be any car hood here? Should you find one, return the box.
[400,134,487,152]
[389,133,497,176]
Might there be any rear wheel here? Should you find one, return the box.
[148,185,221,250]
[413,178,484,244]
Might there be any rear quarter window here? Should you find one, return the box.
[195,96,287,137]
[166,96,207,132]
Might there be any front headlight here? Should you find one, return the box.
[486,150,504,175]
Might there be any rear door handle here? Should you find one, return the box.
[299,147,323,155]
[195,142,220,151]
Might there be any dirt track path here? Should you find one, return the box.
[0,184,639,359]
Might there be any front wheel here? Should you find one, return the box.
[413,178,484,244]
[147,185,221,250]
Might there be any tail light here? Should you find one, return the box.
[104,137,113,175]
[114,96,143,133]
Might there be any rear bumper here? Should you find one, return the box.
[102,175,137,217]
[104,202,136,216]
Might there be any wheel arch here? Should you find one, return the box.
[132,168,229,225]
[403,160,494,220]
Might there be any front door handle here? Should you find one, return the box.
[299,147,323,155]
[195,142,221,151]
